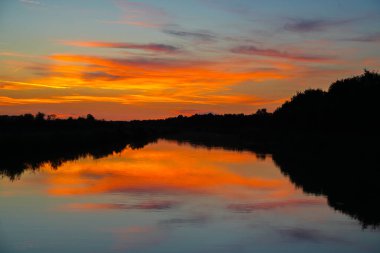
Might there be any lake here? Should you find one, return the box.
[1,140,379,253]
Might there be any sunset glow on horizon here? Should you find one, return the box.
[1,0,380,120]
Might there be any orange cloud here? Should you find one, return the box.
[0,80,68,89]
[0,52,291,112]
[46,54,288,89]
[0,94,286,108]
[0,96,65,105]
[1,46,299,119]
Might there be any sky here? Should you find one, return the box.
[0,0,379,120]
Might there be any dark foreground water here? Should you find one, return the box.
[1,140,379,253]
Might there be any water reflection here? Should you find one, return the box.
[10,141,298,203]
[1,140,379,253]
[272,147,380,228]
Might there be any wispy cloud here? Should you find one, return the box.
[162,28,216,42]
[0,95,126,105]
[346,32,380,42]
[284,18,354,33]
[0,80,67,89]
[278,228,346,243]
[49,53,288,83]
[82,71,126,81]
[231,45,333,62]
[64,200,177,211]
[0,96,61,105]
[49,54,208,70]
[228,199,324,212]
[158,215,209,227]
[0,51,40,58]
[20,0,41,5]
[61,40,179,54]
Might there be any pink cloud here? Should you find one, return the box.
[106,1,170,28]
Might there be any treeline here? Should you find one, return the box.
[0,112,156,142]
[0,113,156,180]
[0,112,96,122]
[274,69,380,132]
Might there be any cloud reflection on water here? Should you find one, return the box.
[37,141,296,202]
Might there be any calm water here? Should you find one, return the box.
[1,140,379,253]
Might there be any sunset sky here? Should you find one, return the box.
[1,0,379,120]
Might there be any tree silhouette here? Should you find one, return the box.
[35,112,46,121]
[86,114,95,121]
